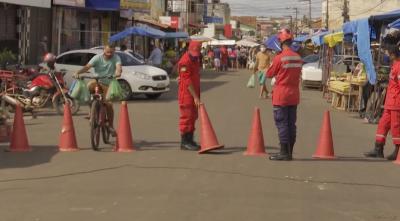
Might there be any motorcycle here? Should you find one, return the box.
[1,69,80,116]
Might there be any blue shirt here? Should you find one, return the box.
[213,48,221,59]
[148,47,163,65]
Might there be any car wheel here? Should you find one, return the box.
[118,80,132,101]
[145,93,162,99]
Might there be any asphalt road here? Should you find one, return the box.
[0,69,399,221]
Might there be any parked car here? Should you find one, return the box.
[301,54,323,90]
[55,49,170,100]
[90,46,145,64]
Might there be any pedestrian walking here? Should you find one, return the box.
[213,46,221,72]
[38,36,48,63]
[266,29,303,161]
[229,46,238,70]
[220,46,229,71]
[239,47,248,69]
[147,41,163,68]
[177,41,202,151]
[254,45,272,99]
[364,45,400,161]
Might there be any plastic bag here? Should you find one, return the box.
[69,80,83,99]
[79,83,90,104]
[246,74,255,88]
[257,71,266,85]
[69,79,90,104]
[106,79,123,101]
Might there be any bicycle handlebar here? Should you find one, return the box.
[77,75,114,80]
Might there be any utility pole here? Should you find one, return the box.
[343,0,349,23]
[287,7,299,35]
[299,0,312,28]
[294,7,298,35]
[186,0,190,33]
[326,0,329,29]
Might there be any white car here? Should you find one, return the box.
[55,49,170,99]
[301,54,323,90]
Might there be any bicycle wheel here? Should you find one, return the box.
[90,100,101,150]
[102,125,111,144]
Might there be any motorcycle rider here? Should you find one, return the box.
[25,53,58,99]
[39,53,57,73]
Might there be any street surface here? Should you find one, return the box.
[1,69,399,221]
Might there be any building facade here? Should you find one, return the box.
[0,1,52,64]
[323,0,400,31]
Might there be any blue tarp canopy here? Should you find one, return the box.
[341,19,377,84]
[388,18,400,29]
[163,32,189,39]
[263,35,300,52]
[109,26,166,42]
[85,0,120,10]
[264,35,281,52]
[343,20,358,34]
[369,9,400,24]
[294,35,310,42]
[311,31,330,46]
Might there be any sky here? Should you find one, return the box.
[222,0,323,18]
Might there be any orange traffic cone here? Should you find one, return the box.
[198,103,224,154]
[59,103,79,152]
[312,110,335,159]
[114,101,135,152]
[8,104,30,152]
[244,107,267,156]
[393,148,400,165]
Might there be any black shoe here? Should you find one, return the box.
[269,143,292,161]
[187,132,201,149]
[364,142,384,158]
[180,133,199,151]
[387,146,399,161]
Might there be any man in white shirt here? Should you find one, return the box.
[147,41,163,67]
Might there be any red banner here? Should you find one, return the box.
[224,24,232,39]
[171,16,179,29]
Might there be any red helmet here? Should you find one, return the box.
[277,29,293,43]
[43,53,56,63]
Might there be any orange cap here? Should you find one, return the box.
[188,41,202,57]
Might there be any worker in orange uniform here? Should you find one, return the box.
[177,41,202,151]
[365,46,400,160]
[265,29,303,161]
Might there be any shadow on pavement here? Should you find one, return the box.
[200,70,239,80]
[128,80,228,104]
[135,140,180,150]
[0,145,58,169]
[294,156,388,163]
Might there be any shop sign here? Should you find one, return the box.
[2,0,51,8]
[53,0,85,7]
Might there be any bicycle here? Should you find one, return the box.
[80,75,114,151]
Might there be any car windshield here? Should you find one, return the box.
[302,54,320,63]
[116,52,141,66]
[128,52,145,61]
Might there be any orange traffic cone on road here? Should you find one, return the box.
[59,103,79,152]
[244,107,267,156]
[114,101,135,152]
[393,148,400,165]
[312,110,335,159]
[8,104,31,152]
[198,103,224,154]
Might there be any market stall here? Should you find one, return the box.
[324,10,400,123]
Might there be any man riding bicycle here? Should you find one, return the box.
[74,45,122,136]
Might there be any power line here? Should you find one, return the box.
[349,0,388,16]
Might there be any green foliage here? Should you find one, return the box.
[0,48,16,68]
